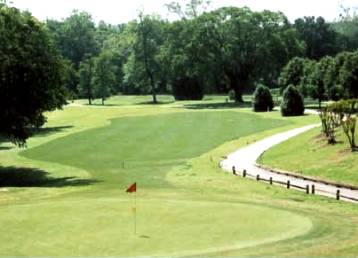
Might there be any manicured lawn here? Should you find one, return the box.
[259,127,358,186]
[1,96,358,256]
[21,112,289,188]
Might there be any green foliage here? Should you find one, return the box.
[325,99,358,151]
[93,51,116,105]
[279,57,306,91]
[281,85,305,116]
[78,56,94,105]
[294,16,338,59]
[48,11,99,69]
[165,0,211,19]
[333,9,358,51]
[123,15,166,103]
[339,51,358,98]
[306,57,333,107]
[199,7,303,101]
[0,5,66,145]
[252,85,274,112]
[172,76,204,100]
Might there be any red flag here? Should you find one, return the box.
[126,183,136,193]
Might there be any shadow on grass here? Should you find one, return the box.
[0,166,98,188]
[0,147,13,151]
[31,126,74,137]
[84,103,122,107]
[183,101,252,110]
[136,101,175,105]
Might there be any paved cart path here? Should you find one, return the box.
[221,124,358,203]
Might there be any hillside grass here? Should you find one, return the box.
[259,126,358,186]
[1,95,358,256]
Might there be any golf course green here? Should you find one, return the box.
[1,96,358,256]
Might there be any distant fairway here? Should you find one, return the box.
[22,111,289,188]
[1,97,358,257]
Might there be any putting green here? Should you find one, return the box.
[0,198,312,256]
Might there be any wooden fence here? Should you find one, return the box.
[231,166,358,203]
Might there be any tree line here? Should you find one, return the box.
[44,2,358,104]
[1,0,358,144]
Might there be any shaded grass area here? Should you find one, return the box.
[0,166,98,187]
[259,127,358,185]
[21,111,289,188]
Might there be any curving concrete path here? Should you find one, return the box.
[221,124,358,203]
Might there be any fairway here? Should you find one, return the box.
[21,111,289,188]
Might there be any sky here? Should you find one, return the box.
[10,0,358,24]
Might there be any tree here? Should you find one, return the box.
[294,16,338,59]
[333,6,358,52]
[93,52,116,105]
[278,57,306,91]
[127,14,166,103]
[307,57,333,108]
[102,24,136,94]
[52,10,99,69]
[78,56,94,105]
[339,51,358,99]
[165,0,211,19]
[298,59,316,97]
[281,85,305,116]
[0,4,67,145]
[160,19,206,100]
[200,7,303,101]
[252,85,274,112]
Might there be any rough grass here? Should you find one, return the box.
[259,127,358,186]
[1,96,358,256]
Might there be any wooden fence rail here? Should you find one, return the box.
[230,166,358,203]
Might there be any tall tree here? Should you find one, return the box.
[0,4,67,145]
[339,51,358,99]
[132,14,165,103]
[56,10,99,69]
[78,56,95,105]
[294,16,338,60]
[93,51,116,105]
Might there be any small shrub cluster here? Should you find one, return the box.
[320,99,358,151]
[252,85,274,112]
[281,85,305,116]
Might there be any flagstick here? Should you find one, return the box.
[134,191,137,235]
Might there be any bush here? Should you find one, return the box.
[172,76,204,100]
[281,85,305,116]
[252,85,274,112]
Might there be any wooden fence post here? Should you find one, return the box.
[311,185,315,195]
[336,190,340,200]
[270,177,273,185]
[256,175,260,181]
[243,170,247,177]
[287,180,290,189]
[306,185,309,194]
[232,166,236,175]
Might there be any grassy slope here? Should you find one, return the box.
[1,95,358,256]
[259,127,358,186]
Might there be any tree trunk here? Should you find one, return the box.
[88,98,92,105]
[318,99,321,109]
[102,98,104,105]
[150,73,157,104]
[231,78,245,103]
